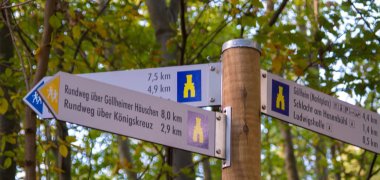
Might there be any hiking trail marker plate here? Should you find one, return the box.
[24,63,221,119]
[38,72,226,158]
[261,70,380,153]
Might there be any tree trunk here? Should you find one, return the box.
[0,12,18,180]
[201,158,211,180]
[279,122,300,180]
[118,137,137,180]
[331,144,341,180]
[172,149,194,180]
[146,0,179,65]
[146,1,194,180]
[267,0,274,13]
[315,138,327,180]
[24,0,57,179]
[56,121,71,180]
[267,2,300,178]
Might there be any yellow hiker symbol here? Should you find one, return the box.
[40,76,60,114]
[183,74,196,98]
[192,117,204,143]
[276,86,285,110]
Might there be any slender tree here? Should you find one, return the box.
[0,7,18,180]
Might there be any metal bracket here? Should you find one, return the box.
[215,112,226,159]
[260,70,268,114]
[222,106,231,168]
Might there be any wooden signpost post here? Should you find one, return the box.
[221,39,262,179]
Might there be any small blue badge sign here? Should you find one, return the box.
[177,70,202,103]
[271,79,289,116]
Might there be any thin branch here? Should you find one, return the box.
[357,150,367,177]
[366,154,378,180]
[10,10,35,77]
[268,0,289,27]
[371,168,380,177]
[187,3,209,36]
[87,130,94,180]
[136,144,160,180]
[2,8,30,90]
[188,18,233,64]
[179,0,187,65]
[0,0,34,10]
[172,156,209,177]
[348,0,380,42]
[73,0,111,60]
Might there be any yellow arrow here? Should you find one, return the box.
[39,76,60,114]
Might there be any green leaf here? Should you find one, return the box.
[0,138,5,152]
[5,68,12,77]
[59,144,68,158]
[252,0,263,8]
[4,151,15,157]
[5,136,16,144]
[63,35,74,46]
[3,158,11,169]
[0,98,9,115]
[49,15,61,29]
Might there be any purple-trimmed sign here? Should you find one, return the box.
[187,111,209,149]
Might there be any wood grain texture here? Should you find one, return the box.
[222,47,261,180]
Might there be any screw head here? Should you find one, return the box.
[262,73,267,78]
[262,105,266,110]
[216,149,221,154]
[217,116,221,121]
[210,66,216,71]
[210,98,215,102]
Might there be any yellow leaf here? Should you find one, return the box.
[65,136,76,143]
[0,98,8,115]
[63,35,74,46]
[5,136,16,145]
[73,25,81,40]
[293,65,304,76]
[52,166,65,174]
[59,145,68,158]
[34,47,41,61]
[96,25,107,39]
[42,144,52,151]
[230,0,238,5]
[56,34,64,43]
[272,55,285,74]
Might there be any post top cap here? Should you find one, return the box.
[222,39,261,54]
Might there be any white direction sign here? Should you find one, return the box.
[24,63,221,118]
[261,70,380,153]
[37,72,225,158]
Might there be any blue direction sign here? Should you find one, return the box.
[23,79,51,118]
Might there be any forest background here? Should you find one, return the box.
[0,0,379,179]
